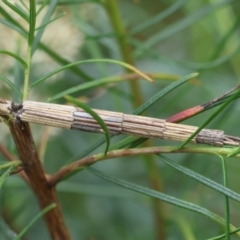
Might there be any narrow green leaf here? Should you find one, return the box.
[176,217,196,240]
[0,166,13,189]
[0,50,27,68]
[207,227,240,240]
[13,44,24,102]
[28,0,36,46]
[219,155,230,240]
[54,0,100,4]
[210,14,240,59]
[13,203,56,240]
[47,73,150,102]
[2,0,29,23]
[158,155,240,203]
[36,0,50,15]
[35,12,66,30]
[0,18,27,37]
[30,58,153,89]
[87,167,226,226]
[65,95,111,155]
[58,182,138,199]
[227,147,240,157]
[130,37,240,70]
[84,32,123,41]
[67,138,107,163]
[19,0,29,11]
[130,0,186,35]
[0,219,17,239]
[32,0,58,54]
[134,72,198,115]
[23,0,36,100]
[178,45,240,70]
[133,0,237,57]
[39,43,92,81]
[0,8,92,82]
[0,74,23,98]
[0,161,21,171]
[110,136,148,150]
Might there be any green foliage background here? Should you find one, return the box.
[1,0,240,239]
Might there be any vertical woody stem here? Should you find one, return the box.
[8,120,71,240]
[104,1,165,238]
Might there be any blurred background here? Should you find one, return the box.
[1,0,240,239]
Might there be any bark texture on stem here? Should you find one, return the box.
[8,120,71,240]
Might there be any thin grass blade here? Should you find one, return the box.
[219,155,230,240]
[35,12,66,31]
[47,73,151,102]
[2,0,29,22]
[134,72,198,115]
[131,36,240,70]
[158,155,240,203]
[0,166,13,189]
[130,0,186,35]
[13,203,56,240]
[133,0,237,57]
[0,7,92,82]
[87,167,227,226]
[39,44,93,81]
[30,58,153,89]
[0,18,27,36]
[28,0,36,46]
[32,0,58,54]
[0,161,21,171]
[207,227,240,240]
[0,50,27,68]
[210,14,240,59]
[56,0,100,4]
[0,74,23,98]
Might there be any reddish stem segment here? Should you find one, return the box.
[166,84,240,123]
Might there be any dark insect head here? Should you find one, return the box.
[8,101,23,124]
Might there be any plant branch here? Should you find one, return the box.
[48,145,237,187]
[166,84,240,123]
[8,119,71,240]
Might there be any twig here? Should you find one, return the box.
[7,117,71,239]
[48,145,239,186]
[166,84,240,123]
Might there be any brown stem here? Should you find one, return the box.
[8,120,71,240]
[48,145,235,187]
